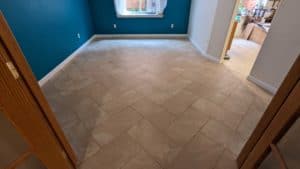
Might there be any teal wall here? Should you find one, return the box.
[0,0,191,80]
[89,0,191,34]
[0,0,95,80]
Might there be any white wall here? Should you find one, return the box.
[207,0,237,59]
[188,0,219,60]
[188,0,237,62]
[249,0,300,93]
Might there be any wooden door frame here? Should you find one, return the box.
[238,55,300,168]
[0,12,77,166]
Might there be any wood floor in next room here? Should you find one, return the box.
[41,39,272,169]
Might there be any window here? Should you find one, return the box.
[114,0,167,18]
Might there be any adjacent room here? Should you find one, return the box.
[224,0,281,76]
[1,0,299,169]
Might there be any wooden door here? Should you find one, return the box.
[238,55,300,168]
[0,13,76,169]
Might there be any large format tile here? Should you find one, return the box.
[163,90,199,115]
[201,120,246,156]
[100,90,143,115]
[132,98,175,132]
[41,39,272,166]
[128,120,181,167]
[184,82,228,105]
[215,150,238,169]
[83,138,101,160]
[80,134,141,169]
[168,133,224,169]
[121,150,161,169]
[192,98,243,130]
[166,107,209,146]
[92,107,143,146]
[63,118,91,161]
[136,84,173,105]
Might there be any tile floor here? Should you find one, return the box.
[224,38,261,76]
[42,39,273,169]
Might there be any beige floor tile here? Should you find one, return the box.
[166,107,209,146]
[128,120,181,168]
[83,82,109,105]
[184,82,228,105]
[121,150,161,169]
[152,76,192,96]
[83,139,101,160]
[100,90,143,114]
[136,84,173,105]
[226,133,247,156]
[237,103,265,140]
[201,120,246,156]
[201,119,234,147]
[132,98,175,132]
[80,134,141,169]
[92,107,142,146]
[215,150,238,169]
[63,118,90,161]
[192,98,243,130]
[168,133,224,169]
[222,85,255,114]
[163,90,199,115]
[42,39,272,165]
[74,98,102,130]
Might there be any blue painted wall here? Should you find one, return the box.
[89,0,191,34]
[0,0,95,80]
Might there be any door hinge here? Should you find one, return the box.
[6,61,19,79]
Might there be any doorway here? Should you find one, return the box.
[224,0,281,76]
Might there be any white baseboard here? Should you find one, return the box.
[247,75,277,95]
[189,37,220,63]
[94,34,188,39]
[38,35,96,86]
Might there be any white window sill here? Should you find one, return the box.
[117,13,164,18]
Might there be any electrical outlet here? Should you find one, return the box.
[77,33,81,39]
[171,24,175,29]
[113,24,117,29]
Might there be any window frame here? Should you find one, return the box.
[116,0,164,18]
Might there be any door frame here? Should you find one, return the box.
[237,55,300,168]
[0,12,77,166]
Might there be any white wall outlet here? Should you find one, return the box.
[77,33,81,39]
[113,24,117,29]
[171,24,175,29]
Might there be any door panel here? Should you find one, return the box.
[0,13,74,169]
[0,112,28,169]
[0,12,77,165]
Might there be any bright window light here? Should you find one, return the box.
[114,0,167,18]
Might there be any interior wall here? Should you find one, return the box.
[249,0,300,92]
[188,0,237,61]
[88,0,191,34]
[207,0,237,59]
[0,0,95,80]
[188,0,218,54]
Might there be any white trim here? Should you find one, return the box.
[38,35,96,86]
[247,75,277,95]
[94,34,188,39]
[117,14,164,18]
[189,37,220,63]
